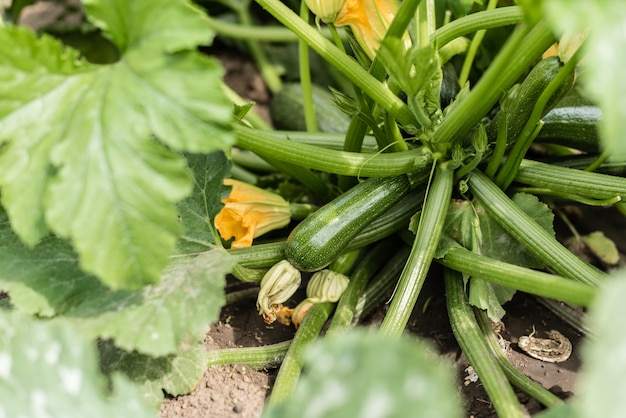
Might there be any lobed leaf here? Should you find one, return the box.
[0,0,233,289]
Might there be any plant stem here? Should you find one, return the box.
[444,268,526,418]
[514,159,626,200]
[468,170,607,287]
[458,0,498,86]
[206,15,343,42]
[431,6,524,47]
[234,124,433,178]
[207,340,291,369]
[299,1,318,133]
[432,20,555,146]
[474,309,564,408]
[327,239,396,333]
[254,0,414,126]
[438,240,598,307]
[379,164,453,337]
[267,302,334,406]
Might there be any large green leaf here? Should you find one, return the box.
[263,330,462,418]
[543,1,626,156]
[0,214,232,356]
[0,0,233,289]
[0,311,156,417]
[99,339,208,406]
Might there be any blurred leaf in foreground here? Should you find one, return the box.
[263,329,462,418]
[543,1,626,156]
[0,311,156,417]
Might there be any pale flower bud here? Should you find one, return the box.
[306,269,349,302]
[256,260,301,324]
[305,0,346,23]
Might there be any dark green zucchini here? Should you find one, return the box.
[487,56,575,142]
[285,175,411,271]
[270,82,351,133]
[535,96,601,152]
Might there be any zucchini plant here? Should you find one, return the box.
[1,0,626,417]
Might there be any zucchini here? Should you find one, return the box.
[270,82,351,133]
[535,96,601,152]
[285,175,411,271]
[487,56,575,142]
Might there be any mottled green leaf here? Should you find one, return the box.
[176,151,231,254]
[0,311,156,417]
[99,339,207,406]
[0,0,233,289]
[263,330,462,418]
[0,215,231,356]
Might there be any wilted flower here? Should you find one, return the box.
[256,260,302,324]
[215,179,291,248]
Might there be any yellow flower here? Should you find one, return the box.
[305,0,346,23]
[215,179,291,248]
[333,0,409,59]
[256,260,302,324]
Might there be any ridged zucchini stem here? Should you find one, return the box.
[469,170,607,287]
[438,241,598,307]
[267,302,334,406]
[431,6,524,47]
[235,124,433,178]
[206,340,291,370]
[474,309,565,408]
[254,0,415,126]
[379,165,453,337]
[515,159,626,200]
[444,269,526,418]
[228,241,286,269]
[432,20,555,146]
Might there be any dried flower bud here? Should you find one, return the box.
[256,260,301,324]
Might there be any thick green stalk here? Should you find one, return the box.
[515,159,626,200]
[235,124,433,177]
[299,1,317,133]
[254,0,414,126]
[438,241,597,307]
[432,20,555,146]
[445,269,526,418]
[458,0,498,85]
[206,340,291,369]
[353,246,411,324]
[379,165,453,337]
[327,240,396,333]
[468,170,607,287]
[431,6,525,47]
[267,302,334,406]
[474,309,564,408]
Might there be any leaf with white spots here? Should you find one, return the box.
[0,311,156,417]
[262,330,462,418]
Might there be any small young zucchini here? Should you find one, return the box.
[487,56,575,142]
[285,175,411,271]
[535,96,601,153]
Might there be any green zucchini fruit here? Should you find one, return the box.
[285,175,411,271]
[270,82,351,133]
[535,96,601,152]
[487,56,575,142]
